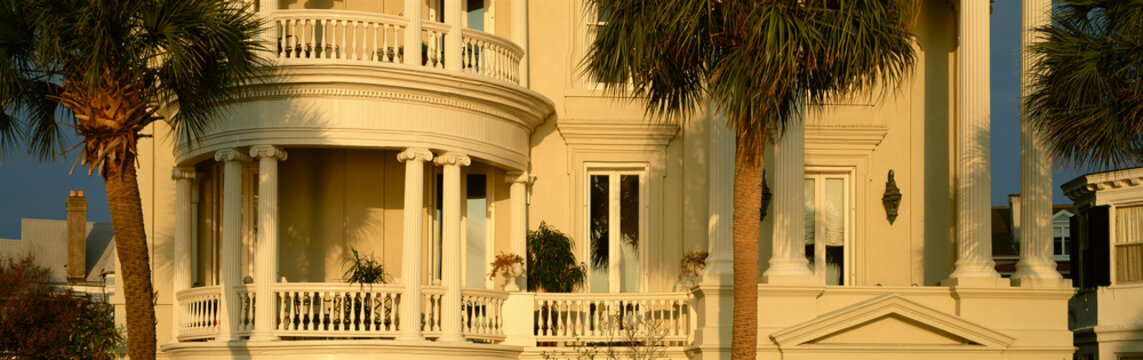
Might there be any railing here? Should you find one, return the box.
[267,10,523,84]
[461,29,523,84]
[273,282,402,338]
[236,284,256,335]
[421,285,446,337]
[461,288,509,343]
[271,10,408,64]
[421,22,449,69]
[176,286,221,341]
[534,292,691,346]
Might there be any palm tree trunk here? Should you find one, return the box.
[104,156,157,360]
[731,136,763,360]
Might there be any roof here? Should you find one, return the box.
[0,218,115,283]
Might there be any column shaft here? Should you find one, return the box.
[703,112,734,285]
[507,172,531,291]
[436,152,471,343]
[1013,0,1066,287]
[397,148,433,341]
[444,0,462,70]
[250,145,286,341]
[511,0,529,86]
[215,149,249,341]
[404,0,422,66]
[763,116,813,284]
[949,0,1004,284]
[171,168,196,343]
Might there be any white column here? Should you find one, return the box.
[444,0,462,70]
[507,171,533,291]
[1013,0,1067,288]
[258,0,276,46]
[214,148,249,342]
[170,167,196,343]
[404,0,422,66]
[435,152,471,343]
[762,117,814,284]
[249,145,286,341]
[396,148,433,342]
[947,0,1005,286]
[511,0,529,86]
[701,113,734,285]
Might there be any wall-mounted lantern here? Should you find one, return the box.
[882,170,902,224]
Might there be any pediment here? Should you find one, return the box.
[770,293,1014,349]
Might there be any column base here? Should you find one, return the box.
[941,276,1010,287]
[435,334,466,344]
[247,334,280,342]
[761,259,815,285]
[1011,262,1069,288]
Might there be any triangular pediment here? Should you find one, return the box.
[770,293,1014,349]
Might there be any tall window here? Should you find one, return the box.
[1053,224,1070,260]
[464,173,489,289]
[1116,205,1143,283]
[587,169,643,293]
[804,171,851,285]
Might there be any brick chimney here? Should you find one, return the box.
[66,190,87,282]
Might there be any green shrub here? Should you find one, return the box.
[527,222,587,292]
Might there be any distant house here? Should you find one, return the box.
[1063,166,1143,360]
[992,195,1074,278]
[0,191,117,301]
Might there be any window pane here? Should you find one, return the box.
[825,178,845,285]
[466,0,485,31]
[1117,206,1143,282]
[804,179,815,271]
[620,175,640,292]
[465,174,487,288]
[589,175,609,293]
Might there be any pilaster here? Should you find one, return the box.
[763,117,814,285]
[507,171,533,291]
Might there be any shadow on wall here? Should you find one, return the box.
[921,0,955,286]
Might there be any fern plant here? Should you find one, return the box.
[343,248,391,286]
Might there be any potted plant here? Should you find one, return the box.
[489,252,525,291]
[342,248,392,330]
[676,251,708,291]
[526,222,587,293]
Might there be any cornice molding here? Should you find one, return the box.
[804,125,889,153]
[556,119,678,147]
[1062,167,1143,201]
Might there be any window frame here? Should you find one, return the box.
[803,167,855,286]
[582,163,648,293]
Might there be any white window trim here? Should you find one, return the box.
[804,167,856,286]
[583,165,648,293]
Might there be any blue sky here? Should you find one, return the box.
[0,2,1093,238]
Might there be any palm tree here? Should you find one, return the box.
[0,1,266,358]
[583,0,916,358]
[1026,0,1143,169]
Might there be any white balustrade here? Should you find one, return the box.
[461,29,523,84]
[236,284,256,335]
[461,288,509,343]
[273,282,402,338]
[267,10,523,84]
[534,293,691,346]
[421,22,449,69]
[176,286,222,341]
[421,285,447,337]
[272,10,408,64]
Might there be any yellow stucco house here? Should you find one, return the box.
[119,0,1078,359]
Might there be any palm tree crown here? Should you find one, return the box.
[0,1,267,359]
[1026,0,1143,169]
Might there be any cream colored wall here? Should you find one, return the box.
[276,148,403,283]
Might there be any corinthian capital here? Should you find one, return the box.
[433,152,472,167]
[250,145,288,161]
[397,148,434,163]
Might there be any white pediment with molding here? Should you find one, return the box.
[770,294,1014,350]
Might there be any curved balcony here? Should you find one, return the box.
[172,9,552,172]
